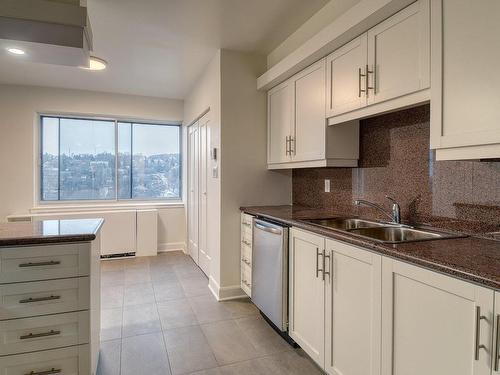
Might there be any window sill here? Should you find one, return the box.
[30,201,184,214]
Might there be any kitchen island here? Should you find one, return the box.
[0,218,103,375]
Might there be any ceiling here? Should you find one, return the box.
[0,0,329,99]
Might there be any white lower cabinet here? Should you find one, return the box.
[381,258,495,375]
[289,228,325,366]
[324,239,381,375]
[494,292,500,375]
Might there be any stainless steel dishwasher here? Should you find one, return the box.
[252,218,289,332]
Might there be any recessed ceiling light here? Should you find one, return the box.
[81,56,107,71]
[7,48,25,55]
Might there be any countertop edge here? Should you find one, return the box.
[241,206,500,291]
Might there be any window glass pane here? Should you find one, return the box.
[132,124,181,199]
[41,117,59,201]
[117,122,132,199]
[59,118,116,200]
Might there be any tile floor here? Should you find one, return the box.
[97,251,323,375]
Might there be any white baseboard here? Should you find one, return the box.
[158,242,186,253]
[208,276,247,301]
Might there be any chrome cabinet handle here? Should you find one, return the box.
[323,250,330,282]
[19,261,61,268]
[495,314,500,371]
[20,330,61,340]
[242,222,251,228]
[25,368,61,375]
[475,306,487,360]
[358,67,366,97]
[285,136,290,156]
[366,64,375,96]
[19,295,61,304]
[241,257,251,266]
[315,248,324,279]
[290,136,295,155]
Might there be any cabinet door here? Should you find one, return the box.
[268,80,293,164]
[381,258,494,375]
[289,228,325,367]
[198,114,210,275]
[324,239,381,375]
[187,122,199,264]
[292,59,326,162]
[367,0,430,105]
[494,292,500,375]
[430,0,500,158]
[326,34,368,117]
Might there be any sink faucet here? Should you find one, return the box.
[354,196,401,224]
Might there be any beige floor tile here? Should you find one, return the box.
[179,275,210,298]
[101,270,125,287]
[124,267,152,285]
[122,303,161,337]
[101,259,126,272]
[188,295,233,324]
[124,282,155,306]
[153,280,185,302]
[96,339,121,375]
[163,326,218,375]
[234,316,291,357]
[157,299,198,330]
[101,285,124,309]
[100,308,122,342]
[201,319,259,366]
[150,263,179,283]
[220,298,259,319]
[255,349,324,375]
[174,262,205,279]
[121,333,171,375]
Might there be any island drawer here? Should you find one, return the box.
[0,277,90,320]
[0,311,89,356]
[0,344,89,375]
[0,244,90,284]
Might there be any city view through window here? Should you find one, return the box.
[41,116,181,201]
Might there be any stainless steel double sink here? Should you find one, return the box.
[304,217,465,244]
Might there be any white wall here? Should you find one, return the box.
[267,0,362,68]
[0,84,186,248]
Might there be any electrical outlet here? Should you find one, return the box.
[324,179,331,193]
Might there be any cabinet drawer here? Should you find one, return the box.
[0,244,90,284]
[0,344,89,375]
[0,278,90,320]
[0,311,89,356]
[241,263,252,297]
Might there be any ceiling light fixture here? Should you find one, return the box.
[81,56,107,71]
[7,48,25,55]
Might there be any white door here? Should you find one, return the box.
[187,123,199,265]
[430,0,500,156]
[267,80,293,164]
[198,114,210,275]
[326,33,368,118]
[367,0,430,105]
[324,239,381,375]
[494,292,500,375]
[289,228,325,367]
[381,258,494,375]
[292,58,326,162]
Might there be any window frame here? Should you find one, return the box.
[36,113,183,206]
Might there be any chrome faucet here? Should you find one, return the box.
[353,195,401,224]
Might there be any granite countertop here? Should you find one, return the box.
[241,205,500,291]
[0,218,104,247]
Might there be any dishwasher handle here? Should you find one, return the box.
[254,221,283,235]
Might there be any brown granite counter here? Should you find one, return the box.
[241,205,500,291]
[0,218,104,247]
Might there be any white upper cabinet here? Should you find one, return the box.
[324,239,381,375]
[326,0,430,124]
[431,0,500,160]
[293,60,327,162]
[267,59,359,169]
[367,0,430,105]
[381,258,495,375]
[326,34,368,118]
[268,80,293,165]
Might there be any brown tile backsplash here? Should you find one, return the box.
[292,104,500,236]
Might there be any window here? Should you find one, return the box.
[40,116,181,202]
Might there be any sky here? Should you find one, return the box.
[42,117,180,156]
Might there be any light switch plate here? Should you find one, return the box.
[324,179,331,193]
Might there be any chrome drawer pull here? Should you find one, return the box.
[475,306,487,360]
[25,368,61,375]
[241,258,251,266]
[494,314,500,371]
[19,261,61,268]
[242,240,251,246]
[20,330,61,340]
[19,295,61,304]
